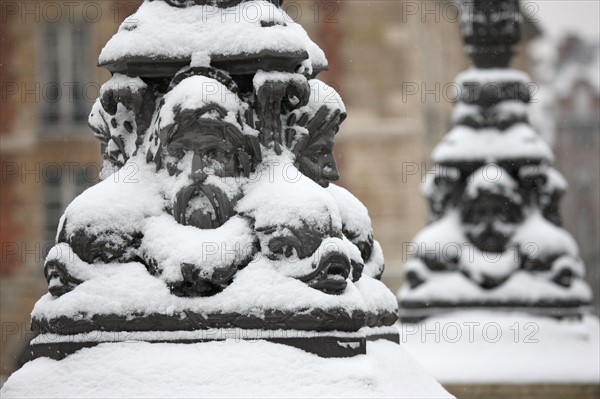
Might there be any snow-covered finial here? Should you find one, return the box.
[28,0,397,363]
[460,0,522,68]
[400,0,592,321]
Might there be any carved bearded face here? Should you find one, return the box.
[152,75,261,230]
[461,191,523,253]
[161,111,251,229]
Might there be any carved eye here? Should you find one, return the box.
[268,236,300,259]
[310,151,320,163]
[210,149,225,158]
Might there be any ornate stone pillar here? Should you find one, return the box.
[28,0,399,358]
[398,0,592,321]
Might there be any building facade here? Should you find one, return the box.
[0,0,138,379]
[553,36,600,313]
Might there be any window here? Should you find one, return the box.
[43,165,93,253]
[40,22,91,127]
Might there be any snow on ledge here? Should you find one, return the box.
[456,68,531,85]
[399,311,600,384]
[99,1,327,72]
[432,123,554,164]
[1,340,453,398]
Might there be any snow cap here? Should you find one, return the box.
[465,164,522,204]
[99,0,327,78]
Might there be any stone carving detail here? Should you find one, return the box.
[399,0,592,321]
[35,0,396,356]
[88,77,156,177]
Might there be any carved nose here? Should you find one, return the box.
[323,163,340,181]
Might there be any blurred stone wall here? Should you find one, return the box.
[0,0,132,380]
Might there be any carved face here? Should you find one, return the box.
[283,80,346,188]
[255,217,357,295]
[461,191,523,253]
[257,221,336,262]
[89,78,155,176]
[297,127,340,188]
[156,104,259,229]
[159,107,255,178]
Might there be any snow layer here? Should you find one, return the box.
[412,211,466,255]
[32,259,367,320]
[327,184,372,244]
[159,74,247,127]
[432,123,554,164]
[237,154,341,232]
[364,240,385,279]
[399,271,592,305]
[306,79,346,116]
[400,311,600,384]
[141,214,255,283]
[456,68,531,86]
[512,211,579,259]
[464,165,520,201]
[1,340,453,398]
[62,160,165,237]
[544,167,568,192]
[33,241,398,321]
[99,1,327,73]
[45,244,133,283]
[355,276,398,316]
